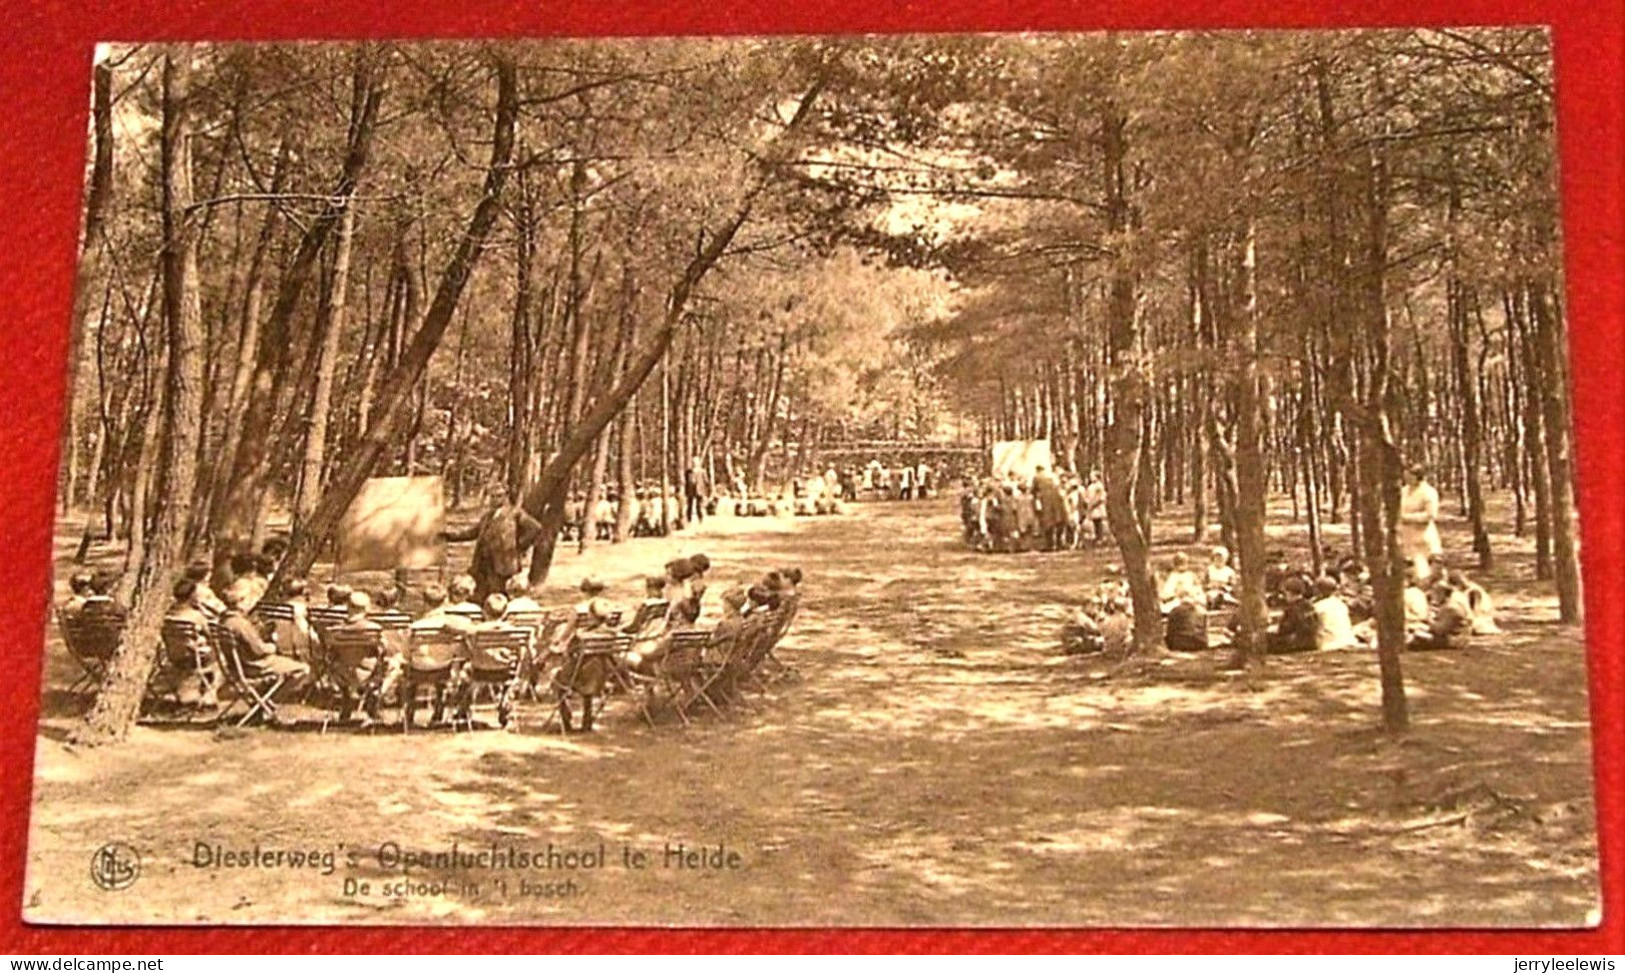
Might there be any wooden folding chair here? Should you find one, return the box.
[252,602,297,627]
[57,607,124,696]
[458,627,529,729]
[739,606,795,691]
[518,610,575,702]
[759,593,802,676]
[734,611,790,697]
[631,629,711,727]
[372,610,413,630]
[621,600,669,637]
[305,607,348,681]
[502,610,548,697]
[586,631,635,700]
[210,622,287,728]
[402,627,467,732]
[542,630,624,733]
[681,624,752,720]
[158,618,221,707]
[307,605,348,633]
[507,609,548,633]
[321,626,386,726]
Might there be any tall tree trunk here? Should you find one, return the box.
[214,61,382,559]
[76,49,209,745]
[613,260,641,542]
[579,306,632,553]
[1316,62,1404,732]
[522,75,828,582]
[274,56,519,592]
[1098,96,1161,653]
[1353,151,1408,735]
[506,167,537,498]
[63,55,116,515]
[295,200,355,528]
[202,139,290,542]
[1228,222,1270,668]
[1511,289,1554,579]
[1529,283,1582,622]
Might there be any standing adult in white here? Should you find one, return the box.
[1398,464,1443,579]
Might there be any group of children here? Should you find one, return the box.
[962,469,1110,555]
[561,487,695,543]
[1060,544,1501,657]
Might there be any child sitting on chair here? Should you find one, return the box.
[504,576,544,614]
[575,578,616,630]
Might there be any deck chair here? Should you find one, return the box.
[210,622,287,727]
[57,607,124,696]
[457,627,529,729]
[402,627,467,731]
[158,618,221,707]
[321,626,386,724]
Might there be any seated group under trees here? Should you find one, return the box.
[59,539,805,732]
[1060,543,1498,658]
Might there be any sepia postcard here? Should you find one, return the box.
[25,29,1599,927]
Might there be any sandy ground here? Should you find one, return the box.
[23,497,1599,927]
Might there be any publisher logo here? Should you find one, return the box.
[90,842,140,891]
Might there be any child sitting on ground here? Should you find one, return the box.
[1266,576,1320,654]
[1452,570,1501,635]
[1159,552,1205,614]
[1165,597,1209,652]
[1312,575,1360,651]
[1205,546,1237,608]
[1408,574,1472,651]
[1060,597,1105,655]
[1099,598,1133,658]
[1403,568,1432,642]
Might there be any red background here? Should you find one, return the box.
[1,0,1619,954]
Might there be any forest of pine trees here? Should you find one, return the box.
[60,30,1580,740]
